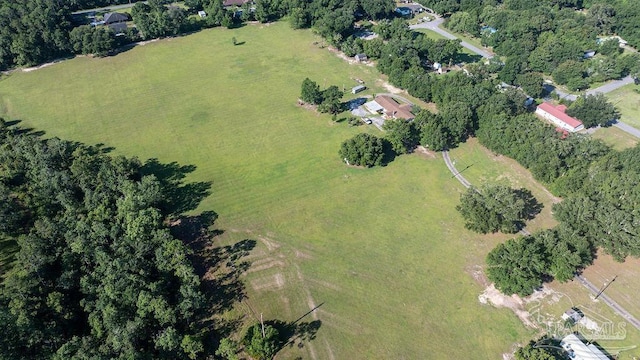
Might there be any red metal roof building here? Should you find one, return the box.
[535,102,584,132]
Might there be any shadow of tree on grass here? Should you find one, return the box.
[140,158,212,216]
[266,318,323,353]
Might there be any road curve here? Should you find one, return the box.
[409,19,494,59]
[575,275,640,331]
[442,152,639,327]
[442,150,472,188]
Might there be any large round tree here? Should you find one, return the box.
[339,133,386,167]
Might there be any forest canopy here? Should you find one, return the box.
[0,120,214,359]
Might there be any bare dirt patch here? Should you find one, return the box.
[467,264,489,287]
[377,79,403,94]
[414,145,437,159]
[245,259,286,274]
[295,249,313,260]
[306,277,342,292]
[479,284,538,328]
[258,235,281,251]
[327,46,357,64]
[22,58,68,72]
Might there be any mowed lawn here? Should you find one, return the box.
[606,83,640,130]
[591,126,639,151]
[0,22,532,358]
[447,138,559,232]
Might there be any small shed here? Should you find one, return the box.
[103,12,130,25]
[355,53,368,62]
[198,10,207,18]
[561,308,584,324]
[524,97,535,107]
[395,7,412,16]
[583,50,596,59]
[351,85,366,94]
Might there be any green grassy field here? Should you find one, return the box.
[449,140,640,358]
[447,139,559,232]
[591,126,639,150]
[0,23,535,358]
[606,83,640,130]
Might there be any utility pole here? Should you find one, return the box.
[595,275,617,300]
[260,312,265,338]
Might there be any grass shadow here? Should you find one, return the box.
[170,212,258,351]
[454,52,482,64]
[381,138,397,166]
[140,158,212,216]
[266,317,322,352]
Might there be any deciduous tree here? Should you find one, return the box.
[339,133,386,167]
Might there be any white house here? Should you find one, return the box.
[560,334,609,360]
[535,102,584,132]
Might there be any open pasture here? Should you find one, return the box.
[0,22,533,358]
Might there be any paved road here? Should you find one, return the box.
[549,76,640,138]
[409,18,494,59]
[613,120,640,138]
[442,150,472,188]
[588,75,635,95]
[72,1,144,14]
[576,275,640,331]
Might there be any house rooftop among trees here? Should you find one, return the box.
[364,95,415,121]
[103,12,130,25]
[535,102,584,133]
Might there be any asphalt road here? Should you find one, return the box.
[613,120,640,138]
[576,275,640,331]
[442,150,472,188]
[72,1,144,14]
[409,18,494,59]
[411,16,640,139]
[551,76,640,139]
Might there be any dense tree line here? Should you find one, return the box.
[0,121,209,359]
[67,0,145,12]
[131,1,189,39]
[0,0,72,70]
[424,0,640,91]
[0,0,399,70]
[566,93,619,128]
